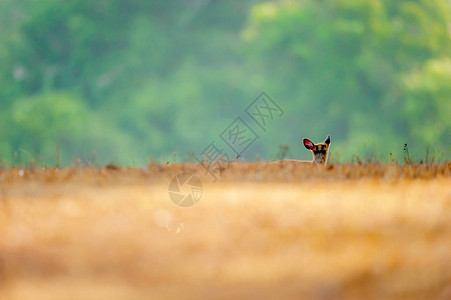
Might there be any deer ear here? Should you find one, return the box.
[303,138,315,150]
[324,135,331,145]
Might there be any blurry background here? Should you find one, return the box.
[0,0,449,166]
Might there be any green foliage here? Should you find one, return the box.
[244,0,451,161]
[0,0,449,166]
[0,92,133,166]
[402,58,451,155]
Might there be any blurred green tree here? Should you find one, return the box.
[0,0,449,165]
[243,0,450,161]
[1,92,133,165]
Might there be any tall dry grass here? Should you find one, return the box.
[0,162,450,300]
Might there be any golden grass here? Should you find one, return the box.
[0,162,450,300]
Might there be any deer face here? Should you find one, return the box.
[302,135,331,164]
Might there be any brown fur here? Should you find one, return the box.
[272,135,331,165]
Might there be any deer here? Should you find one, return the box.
[273,135,331,165]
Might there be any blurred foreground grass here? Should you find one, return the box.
[0,163,450,300]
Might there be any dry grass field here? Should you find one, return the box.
[0,162,450,300]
